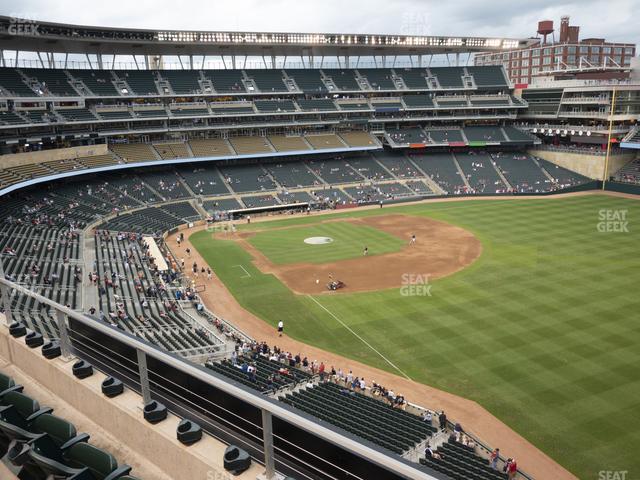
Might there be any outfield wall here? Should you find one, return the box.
[528,148,637,180]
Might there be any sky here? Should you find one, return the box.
[1,0,638,48]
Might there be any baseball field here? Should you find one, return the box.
[191,194,640,480]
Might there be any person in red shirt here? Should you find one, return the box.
[507,458,517,480]
[318,362,326,382]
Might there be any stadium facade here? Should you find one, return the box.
[0,15,639,480]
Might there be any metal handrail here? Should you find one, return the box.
[0,274,438,480]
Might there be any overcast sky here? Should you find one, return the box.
[2,0,638,47]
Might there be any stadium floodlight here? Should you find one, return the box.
[533,128,538,133]
[571,130,576,135]
[563,130,568,135]
[586,131,591,136]
[578,130,583,135]
[556,129,560,134]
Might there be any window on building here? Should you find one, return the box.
[521,59,529,67]
[522,50,530,58]
[543,48,552,55]
[625,47,634,55]
[603,47,611,54]
[614,47,622,54]
[543,57,551,65]
[580,46,589,54]
[532,58,540,66]
[567,46,577,54]
[567,55,576,65]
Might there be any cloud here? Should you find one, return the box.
[2,0,637,48]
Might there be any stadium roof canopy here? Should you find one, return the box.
[0,16,538,57]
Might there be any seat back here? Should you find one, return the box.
[66,443,118,478]
[0,372,15,391]
[2,391,39,418]
[33,413,77,445]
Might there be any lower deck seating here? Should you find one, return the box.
[614,157,640,184]
[280,382,434,455]
[455,153,507,193]
[537,158,590,189]
[100,207,183,235]
[420,438,508,480]
[178,165,230,196]
[219,164,275,193]
[159,202,200,221]
[374,152,422,178]
[410,153,466,194]
[491,152,553,192]
[241,194,280,208]
[206,355,312,393]
[266,162,319,188]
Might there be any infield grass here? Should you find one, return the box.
[247,221,405,264]
[191,195,640,480]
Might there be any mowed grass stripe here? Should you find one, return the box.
[191,196,640,479]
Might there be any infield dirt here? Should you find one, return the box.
[227,214,482,294]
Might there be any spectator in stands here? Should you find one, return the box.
[422,411,432,423]
[507,458,518,479]
[438,411,447,431]
[425,443,444,460]
[490,448,500,470]
[454,422,464,441]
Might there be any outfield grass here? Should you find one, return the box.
[247,221,405,264]
[191,196,640,479]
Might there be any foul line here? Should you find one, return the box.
[306,295,412,381]
[233,265,251,278]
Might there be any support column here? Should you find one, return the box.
[0,262,13,326]
[137,349,152,405]
[262,410,276,480]
[56,310,72,360]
